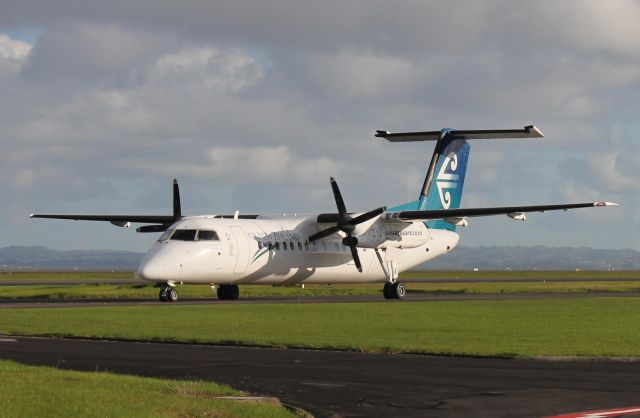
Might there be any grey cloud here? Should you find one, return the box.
[22,23,173,87]
[2,1,639,250]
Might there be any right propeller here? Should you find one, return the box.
[308,177,386,272]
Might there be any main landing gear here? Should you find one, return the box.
[383,282,406,300]
[217,284,239,300]
[159,285,178,302]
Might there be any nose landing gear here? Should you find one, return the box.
[383,281,406,300]
[159,285,178,302]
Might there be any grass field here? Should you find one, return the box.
[0,360,297,418]
[2,297,640,357]
[0,271,134,282]
[2,270,638,282]
[2,280,640,300]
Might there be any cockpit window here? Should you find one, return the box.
[197,230,219,241]
[171,229,197,241]
[161,229,219,242]
[160,228,220,242]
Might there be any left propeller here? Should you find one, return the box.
[308,177,385,272]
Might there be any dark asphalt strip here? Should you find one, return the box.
[1,336,639,418]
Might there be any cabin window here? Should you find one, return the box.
[282,241,287,251]
[275,242,280,250]
[257,241,263,249]
[289,242,295,251]
[298,242,303,251]
[268,242,273,250]
[170,229,197,241]
[197,230,219,241]
[304,242,309,251]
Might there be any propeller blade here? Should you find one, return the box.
[349,206,386,225]
[173,179,182,220]
[342,236,358,246]
[308,225,341,242]
[348,240,362,272]
[330,177,348,217]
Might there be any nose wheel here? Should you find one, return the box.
[159,285,178,302]
[383,282,406,300]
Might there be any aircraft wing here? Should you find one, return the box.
[29,179,183,232]
[381,201,618,222]
[28,214,175,223]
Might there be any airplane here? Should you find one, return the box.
[30,125,617,302]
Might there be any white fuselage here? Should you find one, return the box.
[136,215,459,285]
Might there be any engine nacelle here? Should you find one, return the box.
[507,212,527,221]
[358,222,429,249]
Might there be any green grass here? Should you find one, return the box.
[401,270,640,281]
[0,271,135,282]
[2,280,640,300]
[0,360,297,418]
[2,270,638,283]
[2,297,640,357]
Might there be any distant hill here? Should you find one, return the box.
[0,246,144,270]
[0,245,637,271]
[420,246,640,271]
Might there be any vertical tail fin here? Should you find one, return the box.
[377,125,542,231]
[384,130,470,230]
[418,134,470,230]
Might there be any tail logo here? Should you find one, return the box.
[435,152,459,209]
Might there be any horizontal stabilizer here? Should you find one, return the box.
[376,125,544,142]
[382,201,618,222]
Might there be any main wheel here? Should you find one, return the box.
[168,287,178,302]
[228,284,239,300]
[393,282,406,299]
[217,284,240,300]
[159,286,170,302]
[216,285,227,300]
[383,282,394,299]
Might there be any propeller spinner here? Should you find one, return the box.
[308,177,385,272]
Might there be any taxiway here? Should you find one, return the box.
[1,336,639,417]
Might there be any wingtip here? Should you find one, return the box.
[28,213,34,218]
[595,201,619,207]
[525,125,545,138]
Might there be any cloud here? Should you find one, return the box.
[152,47,264,93]
[0,34,31,73]
[2,1,640,250]
[22,23,163,85]
[297,51,420,100]
[131,145,343,188]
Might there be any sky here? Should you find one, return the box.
[1,0,639,252]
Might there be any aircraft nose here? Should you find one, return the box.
[137,256,176,282]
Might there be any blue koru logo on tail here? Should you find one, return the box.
[436,152,459,209]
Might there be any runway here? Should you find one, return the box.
[2,291,640,309]
[1,336,639,417]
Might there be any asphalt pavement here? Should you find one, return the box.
[1,336,639,417]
